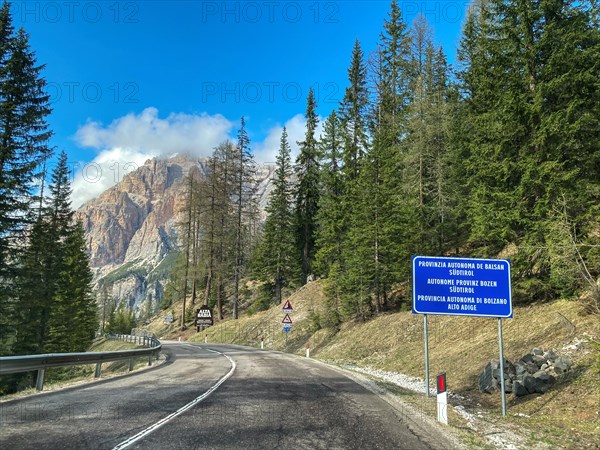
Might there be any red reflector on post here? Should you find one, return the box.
[437,372,446,394]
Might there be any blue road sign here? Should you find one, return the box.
[413,256,512,318]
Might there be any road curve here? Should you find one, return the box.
[1,343,455,449]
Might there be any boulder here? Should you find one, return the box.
[523,375,542,394]
[525,362,539,374]
[479,361,499,393]
[532,355,547,367]
[513,380,528,397]
[543,349,558,362]
[556,356,572,369]
[479,359,515,393]
[533,370,555,393]
[504,359,516,377]
[481,348,571,397]
[520,354,534,364]
[515,362,528,376]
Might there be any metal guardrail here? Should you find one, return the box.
[0,333,161,391]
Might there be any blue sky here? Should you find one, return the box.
[10,1,470,206]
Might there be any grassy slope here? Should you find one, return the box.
[147,281,599,448]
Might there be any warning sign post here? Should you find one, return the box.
[282,300,293,314]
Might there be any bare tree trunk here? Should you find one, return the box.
[374,155,381,314]
[204,269,212,306]
[233,154,243,320]
[180,176,193,331]
[191,202,198,306]
[216,275,223,320]
[204,160,217,306]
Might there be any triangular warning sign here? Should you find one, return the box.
[282,300,293,311]
[282,313,293,324]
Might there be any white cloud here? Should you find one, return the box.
[71,107,234,208]
[70,107,321,208]
[71,147,154,209]
[253,114,324,165]
[75,107,234,155]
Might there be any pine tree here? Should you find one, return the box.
[295,88,320,281]
[255,127,299,303]
[0,3,52,354]
[314,110,344,277]
[47,222,96,352]
[402,17,456,257]
[16,151,96,354]
[339,39,370,181]
[40,150,74,351]
[365,1,412,309]
[14,216,51,354]
[533,0,600,300]
[16,151,72,353]
[0,8,52,242]
[456,0,600,301]
[232,117,257,319]
[377,0,412,140]
[337,2,414,317]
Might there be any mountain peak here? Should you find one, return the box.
[76,154,272,313]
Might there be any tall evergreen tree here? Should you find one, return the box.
[255,127,299,303]
[339,39,370,181]
[16,151,95,354]
[337,2,414,318]
[377,0,412,140]
[47,222,96,352]
[314,110,344,277]
[295,88,320,281]
[0,3,52,354]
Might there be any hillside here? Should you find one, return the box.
[145,281,600,449]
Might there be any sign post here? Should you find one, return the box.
[281,301,293,339]
[498,318,506,416]
[412,256,512,416]
[424,314,430,397]
[195,305,214,332]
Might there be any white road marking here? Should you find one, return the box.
[112,345,236,450]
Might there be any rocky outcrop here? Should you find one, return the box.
[76,155,273,314]
[478,348,573,397]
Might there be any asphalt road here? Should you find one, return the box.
[0,343,456,449]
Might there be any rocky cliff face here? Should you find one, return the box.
[76,154,273,313]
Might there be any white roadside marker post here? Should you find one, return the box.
[305,343,310,358]
[436,372,448,425]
